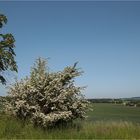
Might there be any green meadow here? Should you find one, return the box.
[88,103,140,123]
[0,103,140,139]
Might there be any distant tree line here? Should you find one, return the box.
[88,98,123,104]
[88,98,140,107]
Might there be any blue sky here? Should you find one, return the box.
[0,1,140,98]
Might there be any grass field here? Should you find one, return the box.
[88,103,140,123]
[0,103,140,139]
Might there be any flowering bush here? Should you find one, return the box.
[5,58,90,127]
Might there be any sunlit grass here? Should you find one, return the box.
[0,103,140,139]
[0,114,140,139]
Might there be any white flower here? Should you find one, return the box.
[5,58,90,127]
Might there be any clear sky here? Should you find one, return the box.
[0,1,140,98]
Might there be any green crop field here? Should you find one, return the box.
[0,103,140,139]
[88,103,140,123]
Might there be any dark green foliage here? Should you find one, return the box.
[0,14,17,84]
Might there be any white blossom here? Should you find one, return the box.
[5,58,90,127]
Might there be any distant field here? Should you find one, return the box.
[88,103,140,123]
[0,103,140,139]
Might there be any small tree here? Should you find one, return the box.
[5,58,89,128]
[0,14,17,84]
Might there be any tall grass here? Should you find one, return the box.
[0,114,140,139]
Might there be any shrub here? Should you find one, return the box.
[5,58,89,128]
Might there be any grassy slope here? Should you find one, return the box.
[0,103,140,139]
